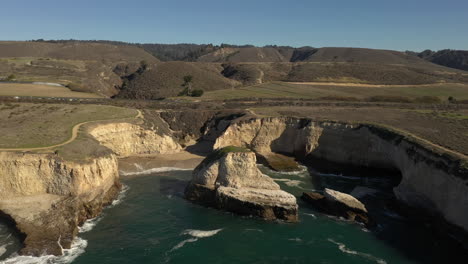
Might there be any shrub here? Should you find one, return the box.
[6,74,16,81]
[317,95,360,102]
[413,96,442,104]
[366,95,413,103]
[448,96,457,103]
[191,89,204,97]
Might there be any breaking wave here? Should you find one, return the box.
[120,167,191,176]
[0,237,87,264]
[170,229,223,252]
[328,239,387,264]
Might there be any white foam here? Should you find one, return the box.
[170,228,223,252]
[258,164,309,177]
[288,238,302,242]
[273,178,303,188]
[328,239,387,264]
[0,243,11,258]
[120,167,191,176]
[134,163,145,171]
[0,237,87,264]
[170,238,198,251]
[78,216,103,233]
[245,229,263,232]
[181,229,223,238]
[109,184,130,207]
[303,213,317,219]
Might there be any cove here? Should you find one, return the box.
[62,165,468,264]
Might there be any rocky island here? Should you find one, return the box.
[185,146,299,222]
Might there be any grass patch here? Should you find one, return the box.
[0,103,137,148]
[198,146,250,168]
[200,81,468,102]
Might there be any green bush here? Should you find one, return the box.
[6,74,16,81]
[191,89,204,97]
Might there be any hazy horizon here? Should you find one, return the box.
[1,0,467,52]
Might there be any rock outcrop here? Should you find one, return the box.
[0,151,120,256]
[88,122,182,157]
[185,147,298,222]
[302,189,370,225]
[213,117,468,234]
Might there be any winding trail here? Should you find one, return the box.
[0,110,143,152]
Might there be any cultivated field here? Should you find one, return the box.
[0,83,103,98]
[0,103,137,149]
[200,81,468,101]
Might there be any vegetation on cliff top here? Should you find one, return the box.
[197,146,250,169]
[0,103,137,149]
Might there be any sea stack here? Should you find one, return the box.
[185,146,298,222]
[302,188,370,225]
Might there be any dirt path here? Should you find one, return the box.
[0,110,142,152]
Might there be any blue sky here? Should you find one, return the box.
[1,0,467,51]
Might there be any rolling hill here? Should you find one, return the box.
[1,40,467,99]
[0,41,158,97]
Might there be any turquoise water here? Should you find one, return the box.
[1,166,467,263]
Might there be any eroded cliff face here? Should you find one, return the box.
[0,119,186,256]
[0,151,120,256]
[88,122,182,157]
[214,117,468,233]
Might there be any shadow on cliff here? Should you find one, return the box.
[302,162,468,264]
[185,140,215,156]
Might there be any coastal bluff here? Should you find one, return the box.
[185,146,298,222]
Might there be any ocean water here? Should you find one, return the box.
[1,165,466,264]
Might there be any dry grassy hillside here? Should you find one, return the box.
[1,41,467,99]
[197,47,292,63]
[117,62,240,99]
[0,41,158,97]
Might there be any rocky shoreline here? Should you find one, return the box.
[1,111,467,256]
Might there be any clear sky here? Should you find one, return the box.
[1,0,467,51]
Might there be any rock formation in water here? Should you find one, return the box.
[185,146,298,222]
[302,189,369,225]
[213,116,468,236]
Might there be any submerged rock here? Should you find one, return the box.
[301,188,369,225]
[185,146,298,222]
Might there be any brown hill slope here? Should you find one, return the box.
[0,41,158,97]
[0,41,158,63]
[197,47,293,63]
[117,62,240,99]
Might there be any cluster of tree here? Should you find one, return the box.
[406,49,468,71]
[420,49,468,71]
[178,75,204,97]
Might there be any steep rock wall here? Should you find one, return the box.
[0,151,120,256]
[88,122,182,156]
[214,117,468,233]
